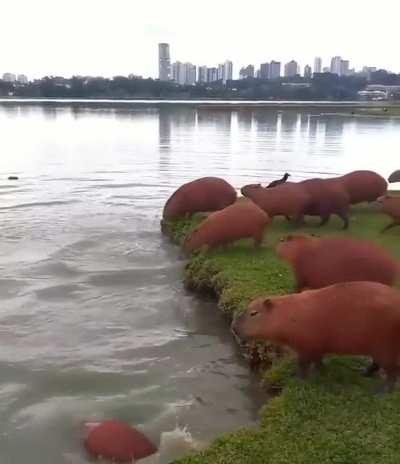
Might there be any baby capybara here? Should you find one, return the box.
[232,281,400,391]
[241,183,310,223]
[299,178,350,229]
[162,177,237,220]
[378,194,400,233]
[338,170,387,204]
[184,201,270,252]
[276,234,398,291]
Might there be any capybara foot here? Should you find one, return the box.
[362,361,380,377]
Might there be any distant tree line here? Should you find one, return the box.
[1,70,400,100]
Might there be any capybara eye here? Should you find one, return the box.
[250,310,258,317]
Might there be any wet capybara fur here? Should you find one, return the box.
[184,201,270,252]
[378,194,400,233]
[162,177,237,220]
[232,281,400,391]
[241,183,310,223]
[299,178,350,229]
[276,234,398,291]
[338,170,387,204]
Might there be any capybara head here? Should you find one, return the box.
[276,234,318,262]
[241,183,263,197]
[231,297,277,340]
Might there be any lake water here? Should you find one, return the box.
[0,102,399,463]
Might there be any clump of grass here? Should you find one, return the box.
[166,205,400,464]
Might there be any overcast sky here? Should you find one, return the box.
[2,0,399,79]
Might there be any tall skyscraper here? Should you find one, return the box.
[330,56,342,75]
[172,61,185,85]
[223,60,233,84]
[269,61,281,79]
[17,74,28,84]
[304,65,312,79]
[217,63,225,81]
[2,73,16,82]
[198,66,208,84]
[207,67,218,82]
[340,60,349,76]
[260,62,270,79]
[184,63,196,85]
[239,64,255,79]
[314,57,322,74]
[284,60,298,77]
[158,43,171,81]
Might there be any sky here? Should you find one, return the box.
[1,0,399,79]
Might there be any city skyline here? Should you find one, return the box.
[1,0,399,79]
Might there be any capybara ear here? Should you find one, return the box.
[263,298,273,311]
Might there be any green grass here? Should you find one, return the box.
[164,204,400,464]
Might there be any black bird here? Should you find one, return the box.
[267,172,290,188]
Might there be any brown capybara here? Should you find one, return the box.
[267,172,291,188]
[232,281,400,391]
[162,177,237,220]
[388,170,400,184]
[377,194,400,233]
[299,178,350,229]
[241,182,310,223]
[184,201,270,252]
[276,234,398,291]
[338,170,387,204]
[84,420,157,462]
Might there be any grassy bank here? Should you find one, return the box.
[166,206,400,464]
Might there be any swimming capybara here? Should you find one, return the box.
[276,234,398,291]
[267,173,291,188]
[184,200,270,252]
[338,170,387,204]
[84,420,157,462]
[299,178,350,229]
[377,194,400,233]
[241,182,310,223]
[388,170,400,184]
[232,281,400,391]
[162,177,237,220]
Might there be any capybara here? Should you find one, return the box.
[276,234,398,291]
[267,172,291,188]
[84,420,157,462]
[299,178,350,229]
[232,281,400,391]
[377,194,400,233]
[184,200,270,252]
[241,182,310,223]
[388,170,400,184]
[162,177,237,220]
[338,170,387,204]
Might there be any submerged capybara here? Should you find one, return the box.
[276,234,398,291]
[84,420,157,462]
[232,281,400,391]
[388,170,400,184]
[299,178,350,229]
[338,170,387,204]
[162,177,237,220]
[377,194,400,233]
[241,182,310,222]
[184,200,270,252]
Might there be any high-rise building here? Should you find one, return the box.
[269,61,281,79]
[340,60,349,76]
[330,56,342,75]
[314,57,322,74]
[284,60,298,77]
[184,63,196,85]
[2,73,16,82]
[223,60,233,84]
[362,66,377,81]
[172,61,185,85]
[304,65,312,79]
[17,74,28,84]
[239,64,255,79]
[207,67,218,82]
[260,62,270,80]
[322,66,330,73]
[158,43,171,81]
[217,63,225,81]
[198,66,208,84]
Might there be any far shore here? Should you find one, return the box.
[0,97,400,112]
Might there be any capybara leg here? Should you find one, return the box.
[319,214,330,227]
[253,230,264,248]
[338,212,349,230]
[381,222,399,234]
[285,215,291,222]
[362,360,380,377]
[293,214,305,227]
